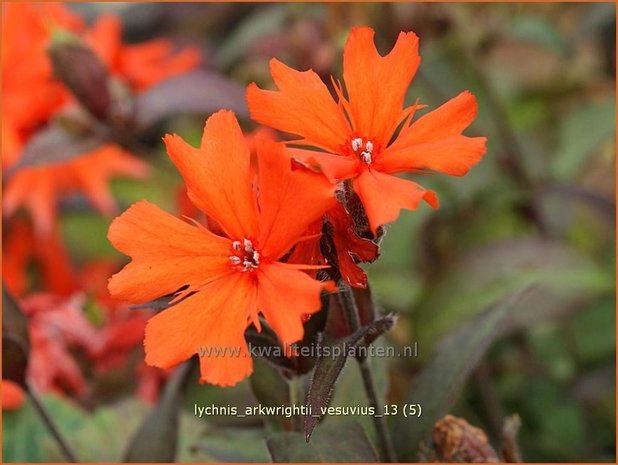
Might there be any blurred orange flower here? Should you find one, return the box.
[108,110,336,386]
[1,3,199,235]
[247,26,487,233]
[4,146,149,236]
[2,380,25,411]
[1,3,82,166]
[2,218,77,297]
[83,14,200,92]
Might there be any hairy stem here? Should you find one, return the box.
[338,282,397,462]
[26,383,78,462]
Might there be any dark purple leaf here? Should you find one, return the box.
[392,287,532,461]
[5,123,111,174]
[134,71,248,130]
[304,315,395,441]
[249,358,293,431]
[124,361,192,462]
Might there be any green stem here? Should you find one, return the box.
[26,383,78,462]
[338,282,397,462]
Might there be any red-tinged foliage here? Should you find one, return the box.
[21,294,102,396]
[2,218,78,297]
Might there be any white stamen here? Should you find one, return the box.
[361,151,373,165]
[351,138,363,151]
[230,237,261,271]
[365,141,373,152]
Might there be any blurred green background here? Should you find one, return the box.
[4,2,616,462]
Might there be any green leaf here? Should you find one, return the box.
[3,394,86,462]
[46,400,150,462]
[413,238,612,356]
[392,288,530,461]
[214,4,286,69]
[267,420,378,462]
[124,362,191,462]
[505,16,566,52]
[554,98,615,181]
[180,423,270,462]
[570,297,616,364]
[304,315,395,441]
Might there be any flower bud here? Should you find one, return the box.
[48,28,111,121]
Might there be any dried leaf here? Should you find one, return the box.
[432,415,499,462]
[501,414,523,462]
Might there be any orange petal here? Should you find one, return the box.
[144,272,255,387]
[108,200,231,303]
[326,203,379,288]
[343,27,420,146]
[376,91,487,176]
[353,169,438,234]
[288,148,359,183]
[83,14,122,66]
[3,168,57,236]
[247,58,350,153]
[257,262,327,347]
[2,380,25,411]
[164,110,259,241]
[256,140,337,259]
[71,145,149,216]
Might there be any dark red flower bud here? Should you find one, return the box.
[47,28,111,121]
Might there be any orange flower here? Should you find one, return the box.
[2,218,77,297]
[1,2,82,166]
[82,14,200,92]
[108,110,337,386]
[247,26,487,233]
[1,3,199,235]
[4,145,149,236]
[2,380,26,411]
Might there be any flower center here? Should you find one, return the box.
[348,136,377,165]
[229,238,260,272]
